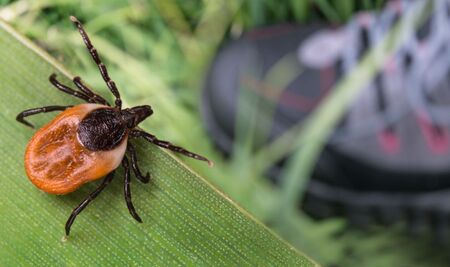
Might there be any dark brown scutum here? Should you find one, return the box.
[77,108,127,151]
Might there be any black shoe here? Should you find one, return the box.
[202,0,450,239]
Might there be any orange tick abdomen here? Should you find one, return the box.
[24,104,127,195]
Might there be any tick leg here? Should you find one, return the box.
[127,143,150,184]
[122,156,143,223]
[16,105,72,128]
[131,129,213,166]
[73,76,110,106]
[49,74,93,103]
[70,16,122,108]
[65,171,115,236]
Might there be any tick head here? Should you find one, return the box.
[122,105,153,129]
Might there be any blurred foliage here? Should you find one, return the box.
[2,0,450,266]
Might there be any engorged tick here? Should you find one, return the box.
[16,16,212,236]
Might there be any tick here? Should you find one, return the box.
[16,16,212,236]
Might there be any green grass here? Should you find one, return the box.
[3,0,450,266]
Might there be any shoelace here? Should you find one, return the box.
[315,0,450,155]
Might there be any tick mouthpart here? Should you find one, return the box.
[122,105,153,129]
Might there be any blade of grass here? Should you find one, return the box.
[313,0,341,23]
[0,19,316,266]
[290,0,310,21]
[334,0,354,21]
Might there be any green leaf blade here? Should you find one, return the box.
[0,20,316,266]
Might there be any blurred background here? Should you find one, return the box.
[3,0,450,265]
